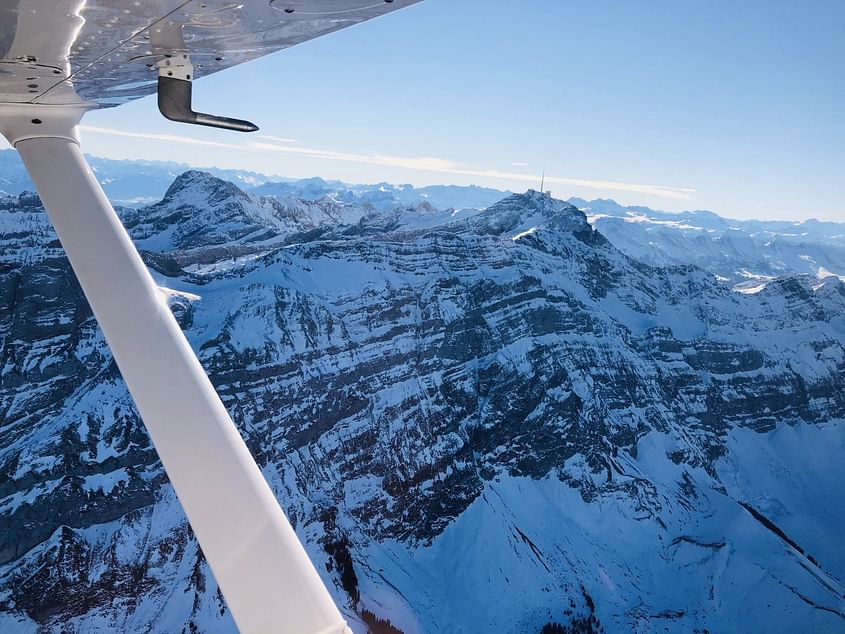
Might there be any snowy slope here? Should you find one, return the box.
[0,182,843,633]
[572,197,845,289]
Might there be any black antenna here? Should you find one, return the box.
[540,169,545,193]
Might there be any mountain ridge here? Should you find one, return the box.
[0,171,843,633]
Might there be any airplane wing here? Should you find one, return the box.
[1,0,422,108]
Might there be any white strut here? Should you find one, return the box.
[0,105,351,634]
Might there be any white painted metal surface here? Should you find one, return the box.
[0,0,423,107]
[7,118,352,634]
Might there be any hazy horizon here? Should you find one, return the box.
[2,0,840,222]
[0,147,842,226]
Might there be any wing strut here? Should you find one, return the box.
[0,104,350,634]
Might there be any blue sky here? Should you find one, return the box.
[77,0,843,221]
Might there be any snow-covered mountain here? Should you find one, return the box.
[0,150,270,207]
[252,177,508,213]
[0,150,507,212]
[1,177,844,633]
[572,197,845,291]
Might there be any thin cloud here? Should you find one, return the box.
[81,126,240,150]
[258,135,300,144]
[510,162,529,167]
[80,125,696,200]
[247,141,463,173]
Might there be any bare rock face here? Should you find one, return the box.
[1,178,844,633]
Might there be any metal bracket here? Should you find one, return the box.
[156,53,258,133]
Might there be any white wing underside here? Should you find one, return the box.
[0,0,422,107]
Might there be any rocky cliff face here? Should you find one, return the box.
[1,179,844,633]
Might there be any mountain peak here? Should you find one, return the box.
[497,189,585,217]
[163,170,248,204]
[121,171,265,251]
[467,190,593,238]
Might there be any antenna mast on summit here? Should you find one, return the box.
[540,169,545,193]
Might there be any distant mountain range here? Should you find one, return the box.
[572,198,845,290]
[0,149,509,211]
[3,149,841,292]
[1,170,843,632]
[0,149,271,206]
